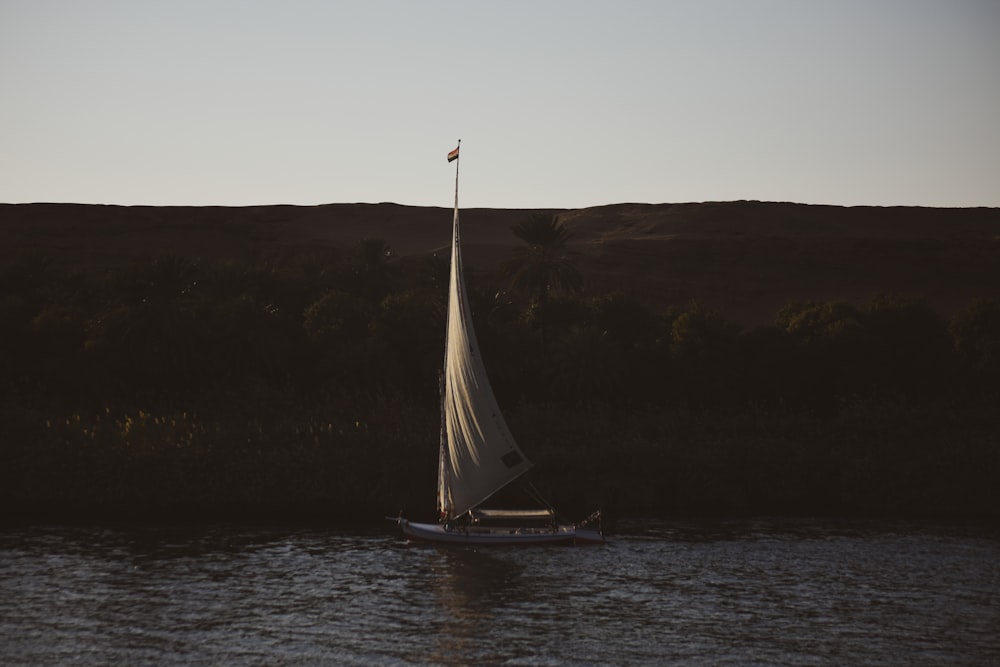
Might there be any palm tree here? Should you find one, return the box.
[501,213,582,350]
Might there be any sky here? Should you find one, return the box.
[1,1,998,209]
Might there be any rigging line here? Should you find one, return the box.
[525,481,556,513]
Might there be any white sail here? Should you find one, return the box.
[437,205,533,518]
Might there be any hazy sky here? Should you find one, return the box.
[2,1,998,208]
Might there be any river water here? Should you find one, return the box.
[1,518,997,665]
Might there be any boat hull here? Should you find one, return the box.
[398,518,604,546]
[398,518,604,545]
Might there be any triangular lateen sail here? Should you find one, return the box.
[437,172,532,519]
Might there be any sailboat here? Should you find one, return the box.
[394,141,604,545]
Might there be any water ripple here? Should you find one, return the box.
[1,520,997,665]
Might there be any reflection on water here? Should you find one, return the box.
[1,519,997,665]
[428,549,523,662]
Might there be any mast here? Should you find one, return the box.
[437,140,460,520]
[453,139,461,209]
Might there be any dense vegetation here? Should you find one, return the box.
[1,223,998,523]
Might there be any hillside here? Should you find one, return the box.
[2,200,998,325]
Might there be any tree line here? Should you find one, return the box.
[1,215,997,521]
